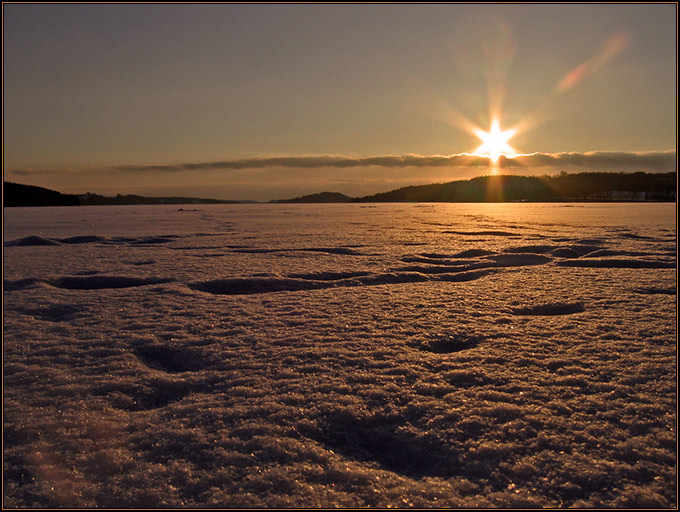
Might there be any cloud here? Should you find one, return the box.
[5,150,675,176]
[87,149,680,173]
[108,154,487,172]
[497,150,676,171]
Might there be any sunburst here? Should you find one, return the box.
[474,119,516,164]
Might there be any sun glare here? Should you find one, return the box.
[474,119,516,163]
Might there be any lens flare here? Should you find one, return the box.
[427,29,631,172]
[556,31,631,93]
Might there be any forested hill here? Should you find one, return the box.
[76,192,238,206]
[3,182,79,207]
[353,172,677,202]
[3,182,238,206]
[4,171,677,206]
[274,192,352,203]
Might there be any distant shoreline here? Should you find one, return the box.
[4,171,676,207]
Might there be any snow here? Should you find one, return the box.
[3,202,677,508]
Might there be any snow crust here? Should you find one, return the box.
[3,203,676,508]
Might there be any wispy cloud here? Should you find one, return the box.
[6,150,675,176]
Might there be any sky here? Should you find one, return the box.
[3,3,677,201]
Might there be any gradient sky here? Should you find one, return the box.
[3,3,677,200]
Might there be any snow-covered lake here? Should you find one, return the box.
[3,203,676,507]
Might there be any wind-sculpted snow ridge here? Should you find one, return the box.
[443,230,519,236]
[50,275,174,290]
[16,303,83,322]
[3,277,42,291]
[633,286,677,295]
[4,235,62,246]
[188,277,323,295]
[59,235,108,244]
[556,258,675,269]
[4,233,208,248]
[510,302,586,316]
[485,253,553,266]
[4,230,674,296]
[288,271,372,281]
[3,203,676,508]
[187,270,495,295]
[414,332,486,353]
[232,246,367,256]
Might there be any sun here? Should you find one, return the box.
[474,119,516,163]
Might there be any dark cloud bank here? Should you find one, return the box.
[7,150,676,175]
[112,151,677,173]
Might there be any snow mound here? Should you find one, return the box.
[416,333,484,353]
[306,409,458,478]
[233,246,365,256]
[633,287,676,295]
[189,277,320,295]
[444,230,518,236]
[503,245,558,254]
[435,269,496,282]
[126,259,156,266]
[556,259,675,269]
[134,343,214,373]
[4,235,61,246]
[485,253,552,266]
[17,303,81,322]
[396,264,484,275]
[232,248,281,254]
[288,271,371,281]
[452,249,497,258]
[510,302,585,316]
[127,236,180,245]
[549,247,582,258]
[189,270,485,295]
[355,272,430,286]
[59,235,107,244]
[50,275,174,290]
[303,247,365,255]
[401,256,479,266]
[95,378,193,411]
[418,251,467,259]
[3,278,41,291]
[584,249,643,258]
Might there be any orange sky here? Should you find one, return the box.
[3,4,676,200]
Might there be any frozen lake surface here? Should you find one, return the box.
[3,203,676,507]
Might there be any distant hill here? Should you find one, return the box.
[3,182,240,206]
[77,192,239,206]
[4,171,676,207]
[353,172,677,203]
[274,191,352,203]
[3,182,79,207]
